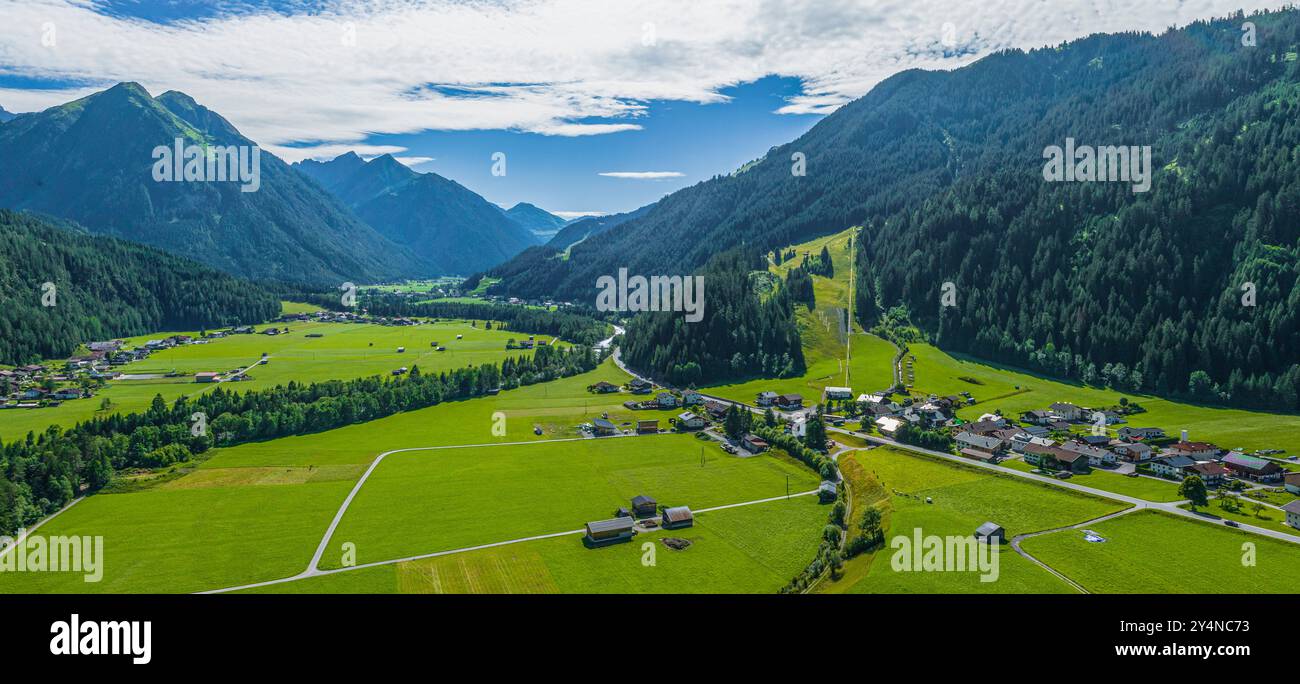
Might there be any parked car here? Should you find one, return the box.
[1224,520,1240,528]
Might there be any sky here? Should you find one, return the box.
[0,0,1289,215]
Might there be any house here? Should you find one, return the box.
[1117,427,1166,442]
[589,381,620,394]
[1023,444,1089,472]
[790,416,807,438]
[661,506,694,529]
[741,434,769,453]
[682,390,702,405]
[975,522,1006,545]
[584,517,636,547]
[775,393,804,409]
[87,340,123,353]
[1285,472,1300,495]
[195,372,222,383]
[756,391,778,406]
[818,481,839,503]
[656,392,678,408]
[629,378,653,394]
[631,495,658,518]
[1020,410,1054,425]
[824,386,853,401]
[19,388,48,400]
[50,389,83,401]
[1061,441,1116,467]
[1221,453,1284,482]
[1077,434,1113,447]
[1283,500,1300,530]
[703,400,729,420]
[959,448,999,463]
[1112,441,1153,463]
[1151,454,1196,479]
[591,418,617,436]
[1168,441,1221,460]
[1010,433,1054,453]
[824,414,846,427]
[1049,402,1084,421]
[875,416,903,438]
[676,412,705,430]
[636,420,659,434]
[1186,462,1230,487]
[954,432,1003,455]
[963,419,1006,436]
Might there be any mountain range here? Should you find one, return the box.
[293,152,542,274]
[0,83,433,286]
[504,202,568,241]
[0,106,14,123]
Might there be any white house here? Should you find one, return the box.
[824,386,853,400]
[875,416,903,438]
[676,412,706,430]
[1284,500,1300,530]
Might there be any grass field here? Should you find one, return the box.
[0,476,355,594]
[206,358,640,468]
[705,227,896,405]
[0,319,547,440]
[818,446,1127,593]
[318,432,821,568]
[999,458,1185,502]
[1177,497,1294,534]
[908,343,1300,458]
[241,495,827,594]
[1020,510,1300,593]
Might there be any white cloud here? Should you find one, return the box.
[0,0,1286,153]
[394,156,435,168]
[598,171,685,179]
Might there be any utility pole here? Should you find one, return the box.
[786,475,790,500]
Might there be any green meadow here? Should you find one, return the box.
[206,358,641,468]
[908,343,1300,457]
[319,432,820,568]
[0,318,547,440]
[999,458,1184,502]
[706,227,896,405]
[0,473,355,594]
[242,495,827,594]
[819,446,1127,594]
[1020,510,1300,593]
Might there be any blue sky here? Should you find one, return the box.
[1,0,1285,216]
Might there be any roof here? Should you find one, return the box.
[678,412,700,422]
[1223,453,1281,472]
[637,419,659,427]
[976,522,1004,536]
[742,434,769,446]
[592,418,616,429]
[662,506,693,523]
[586,518,635,534]
[631,495,657,507]
[1285,472,1300,484]
[778,393,803,401]
[955,432,1002,450]
[876,416,902,431]
[1188,462,1229,477]
[1173,441,1218,451]
[1157,454,1196,469]
[824,386,852,394]
[1282,500,1300,515]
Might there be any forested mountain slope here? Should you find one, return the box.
[0,210,279,365]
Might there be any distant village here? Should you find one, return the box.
[0,310,425,411]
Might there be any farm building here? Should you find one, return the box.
[1222,453,1284,482]
[584,518,636,547]
[741,434,769,453]
[1285,472,1300,495]
[631,495,658,518]
[636,420,659,434]
[661,506,694,529]
[975,522,1005,544]
[194,372,221,383]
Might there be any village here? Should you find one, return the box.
[584,375,1300,533]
